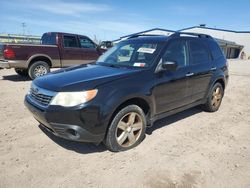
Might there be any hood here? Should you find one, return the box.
[33,64,141,92]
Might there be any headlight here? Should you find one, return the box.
[50,89,98,107]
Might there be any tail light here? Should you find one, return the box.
[4,47,15,59]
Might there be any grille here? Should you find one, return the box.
[30,87,54,106]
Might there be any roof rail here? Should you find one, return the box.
[170,32,212,39]
[126,32,212,40]
[127,34,167,39]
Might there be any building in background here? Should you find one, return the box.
[0,34,41,44]
[115,25,250,59]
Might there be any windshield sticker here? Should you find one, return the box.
[137,47,156,54]
[134,63,146,67]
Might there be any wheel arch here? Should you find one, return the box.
[27,54,52,67]
[103,96,151,141]
[107,97,151,129]
[214,78,225,90]
[205,77,226,100]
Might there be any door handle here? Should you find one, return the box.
[210,67,217,71]
[186,73,194,77]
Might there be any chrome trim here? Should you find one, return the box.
[0,61,10,68]
[210,67,217,71]
[186,72,194,77]
[0,60,27,68]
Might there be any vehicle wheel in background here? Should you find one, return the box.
[15,68,28,77]
[28,61,50,80]
[201,82,224,112]
[104,105,146,152]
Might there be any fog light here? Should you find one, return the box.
[66,129,79,138]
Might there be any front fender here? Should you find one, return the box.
[97,85,154,128]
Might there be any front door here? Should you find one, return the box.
[153,39,193,114]
[78,36,100,62]
[61,35,84,67]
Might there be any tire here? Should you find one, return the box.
[104,105,146,152]
[14,68,28,77]
[201,82,224,112]
[28,61,50,80]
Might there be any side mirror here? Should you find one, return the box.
[162,61,178,71]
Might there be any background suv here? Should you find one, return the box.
[25,32,228,152]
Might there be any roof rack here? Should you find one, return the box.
[170,32,212,39]
[127,34,167,39]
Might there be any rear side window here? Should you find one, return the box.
[208,41,224,59]
[63,36,78,48]
[162,40,188,67]
[189,41,210,65]
[79,37,96,49]
[41,33,56,45]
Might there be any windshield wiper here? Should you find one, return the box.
[108,64,121,68]
[98,63,121,68]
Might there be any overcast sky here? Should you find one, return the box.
[0,0,250,41]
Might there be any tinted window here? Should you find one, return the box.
[63,36,78,48]
[41,33,56,45]
[100,41,113,49]
[189,41,210,64]
[136,43,158,64]
[208,41,224,59]
[79,37,96,49]
[163,40,187,67]
[97,41,160,68]
[117,44,134,62]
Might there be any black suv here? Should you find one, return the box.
[25,32,228,152]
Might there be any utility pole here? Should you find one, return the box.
[22,22,26,35]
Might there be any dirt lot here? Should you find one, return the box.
[0,60,250,188]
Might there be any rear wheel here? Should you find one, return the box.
[202,82,224,112]
[28,61,50,80]
[104,105,146,152]
[15,68,28,77]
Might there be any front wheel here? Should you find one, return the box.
[28,61,50,80]
[104,105,146,152]
[201,82,224,112]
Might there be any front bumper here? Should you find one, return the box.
[24,95,106,143]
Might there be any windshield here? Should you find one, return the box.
[96,40,162,68]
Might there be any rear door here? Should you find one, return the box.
[187,39,214,102]
[61,35,84,67]
[78,36,100,62]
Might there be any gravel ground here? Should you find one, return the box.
[0,60,250,188]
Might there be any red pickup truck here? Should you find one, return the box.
[0,32,104,79]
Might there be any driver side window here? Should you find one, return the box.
[162,40,187,67]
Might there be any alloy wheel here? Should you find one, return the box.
[115,112,143,147]
[211,87,222,108]
[34,65,48,77]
